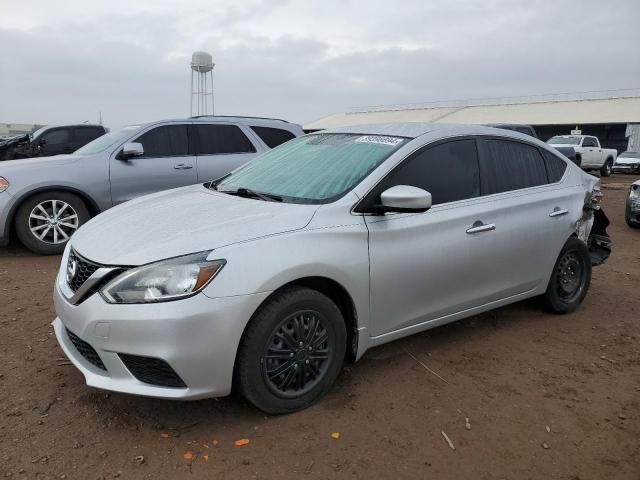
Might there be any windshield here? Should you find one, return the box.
[619,152,640,158]
[547,136,581,145]
[215,133,408,204]
[73,125,141,155]
[29,126,49,141]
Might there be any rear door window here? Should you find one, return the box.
[480,139,548,194]
[134,125,189,157]
[195,124,256,155]
[73,127,103,143]
[379,138,480,205]
[250,126,296,148]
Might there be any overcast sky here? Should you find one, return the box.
[1,0,639,127]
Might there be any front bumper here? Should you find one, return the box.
[53,277,270,400]
[626,195,640,225]
[613,163,640,173]
[0,191,16,246]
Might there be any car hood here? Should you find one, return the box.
[615,157,640,164]
[548,143,580,148]
[70,185,319,265]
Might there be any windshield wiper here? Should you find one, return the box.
[207,173,232,191]
[219,187,282,202]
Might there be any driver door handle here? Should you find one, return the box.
[466,221,496,234]
[549,208,569,217]
[174,163,193,170]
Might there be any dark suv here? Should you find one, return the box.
[30,124,107,156]
[0,124,107,160]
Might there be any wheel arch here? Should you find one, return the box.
[4,186,101,239]
[237,276,360,369]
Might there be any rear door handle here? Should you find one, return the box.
[466,221,496,234]
[174,164,193,170]
[549,208,569,218]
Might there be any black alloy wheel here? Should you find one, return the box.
[262,310,332,397]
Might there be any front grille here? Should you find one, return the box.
[66,328,106,371]
[67,250,101,292]
[119,354,187,388]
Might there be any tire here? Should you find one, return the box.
[624,204,640,228]
[236,286,347,414]
[15,191,90,255]
[600,159,612,177]
[543,237,592,314]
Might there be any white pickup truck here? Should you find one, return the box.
[547,135,617,177]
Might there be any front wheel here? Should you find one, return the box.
[600,159,612,177]
[236,287,346,414]
[15,191,90,255]
[543,237,592,314]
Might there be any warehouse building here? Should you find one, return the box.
[0,122,40,138]
[305,93,640,153]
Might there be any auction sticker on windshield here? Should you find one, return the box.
[355,135,404,146]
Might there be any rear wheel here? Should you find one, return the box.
[236,287,346,414]
[15,191,90,255]
[600,159,612,177]
[543,237,592,314]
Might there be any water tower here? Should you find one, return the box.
[190,51,215,116]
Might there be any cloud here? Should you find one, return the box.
[0,0,638,127]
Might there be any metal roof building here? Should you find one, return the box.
[305,91,640,152]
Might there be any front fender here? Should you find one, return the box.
[201,223,371,333]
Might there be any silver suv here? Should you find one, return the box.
[52,124,611,414]
[0,116,303,254]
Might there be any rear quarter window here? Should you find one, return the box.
[540,149,568,183]
[250,126,296,148]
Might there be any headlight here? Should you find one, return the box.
[100,252,225,304]
[0,177,9,193]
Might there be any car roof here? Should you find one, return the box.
[139,116,303,132]
[319,122,533,140]
[40,123,104,130]
[550,134,590,138]
[189,115,291,124]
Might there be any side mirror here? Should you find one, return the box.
[38,139,46,146]
[121,142,144,159]
[379,185,432,213]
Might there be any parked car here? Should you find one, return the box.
[626,180,640,228]
[0,124,107,161]
[487,124,538,138]
[51,123,610,414]
[0,134,30,161]
[0,116,303,254]
[546,135,617,176]
[613,151,640,174]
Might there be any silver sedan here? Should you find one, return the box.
[52,123,611,413]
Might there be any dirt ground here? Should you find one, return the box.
[1,174,638,480]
